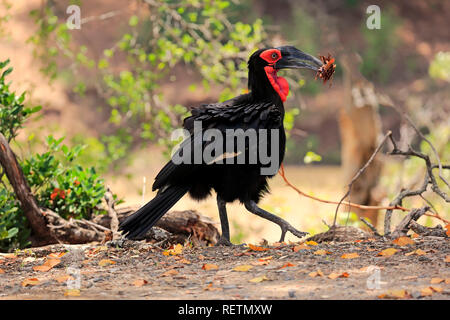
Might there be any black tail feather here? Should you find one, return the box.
[119,185,189,239]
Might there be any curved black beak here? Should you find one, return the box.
[275,46,322,71]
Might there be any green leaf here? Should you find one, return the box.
[129,15,139,27]
[304,151,322,164]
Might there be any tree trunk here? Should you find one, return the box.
[339,53,383,226]
[93,207,220,246]
[0,133,55,245]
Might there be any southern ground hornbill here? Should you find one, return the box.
[119,46,325,245]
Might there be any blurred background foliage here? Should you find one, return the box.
[0,0,449,249]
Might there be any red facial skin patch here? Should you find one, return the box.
[259,49,289,102]
[264,66,289,102]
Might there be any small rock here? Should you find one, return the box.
[92,277,104,282]
[418,256,431,262]
[223,285,237,290]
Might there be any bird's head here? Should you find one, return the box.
[248,46,323,102]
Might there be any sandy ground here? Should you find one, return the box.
[0,236,449,300]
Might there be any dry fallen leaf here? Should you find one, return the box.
[0,268,4,274]
[305,241,318,246]
[377,248,398,257]
[204,283,222,291]
[392,236,415,246]
[293,244,310,252]
[415,249,427,256]
[328,272,349,279]
[98,259,116,267]
[249,275,270,283]
[308,270,324,278]
[328,272,340,280]
[430,286,443,293]
[133,279,148,287]
[248,244,270,251]
[171,244,183,255]
[48,252,67,259]
[446,279,450,284]
[445,224,450,237]
[64,289,81,297]
[279,262,295,269]
[233,264,253,272]
[251,260,270,266]
[259,256,273,261]
[341,253,359,259]
[405,249,427,256]
[359,266,369,272]
[22,278,40,287]
[178,258,191,265]
[444,255,450,262]
[163,244,183,256]
[421,287,434,297]
[33,258,61,272]
[55,275,74,283]
[378,289,409,299]
[402,276,418,280]
[430,278,444,284]
[314,249,331,256]
[161,269,179,277]
[201,263,218,271]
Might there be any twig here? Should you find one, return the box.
[104,186,119,237]
[380,95,449,190]
[390,206,429,239]
[402,113,449,190]
[278,164,409,212]
[80,10,123,25]
[409,220,448,238]
[383,134,450,236]
[333,130,393,226]
[359,217,381,237]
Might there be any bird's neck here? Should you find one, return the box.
[248,66,288,104]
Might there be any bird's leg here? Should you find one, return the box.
[244,200,308,242]
[216,195,233,246]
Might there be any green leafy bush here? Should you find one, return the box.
[0,59,42,142]
[21,136,108,220]
[0,189,30,251]
[0,60,111,251]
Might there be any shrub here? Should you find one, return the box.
[0,60,112,251]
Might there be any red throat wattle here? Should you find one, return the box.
[264,66,289,102]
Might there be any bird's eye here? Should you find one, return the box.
[271,52,278,59]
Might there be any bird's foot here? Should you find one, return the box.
[215,236,247,247]
[216,236,234,246]
[244,200,309,243]
[279,223,309,243]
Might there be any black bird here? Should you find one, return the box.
[119,46,323,245]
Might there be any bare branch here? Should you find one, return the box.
[333,130,393,226]
[390,206,429,239]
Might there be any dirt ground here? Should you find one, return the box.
[1,235,449,300]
